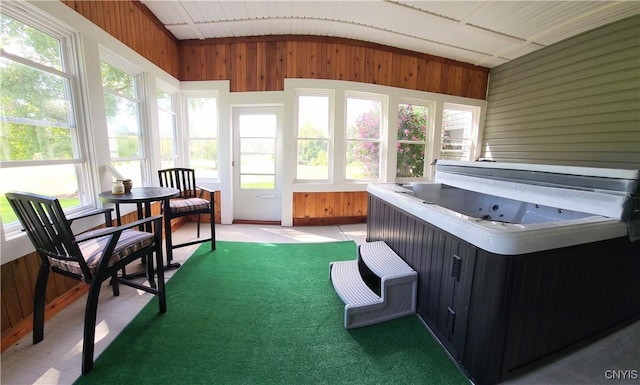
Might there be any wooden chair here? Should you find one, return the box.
[158,168,216,264]
[5,191,167,375]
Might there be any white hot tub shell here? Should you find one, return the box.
[366,160,640,384]
[367,160,639,255]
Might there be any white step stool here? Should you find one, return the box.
[329,241,417,329]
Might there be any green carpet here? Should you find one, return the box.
[74,241,466,385]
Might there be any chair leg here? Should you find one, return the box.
[196,214,201,238]
[146,252,157,289]
[111,273,120,296]
[82,280,102,375]
[164,214,174,263]
[155,248,167,314]
[210,213,216,251]
[33,264,50,344]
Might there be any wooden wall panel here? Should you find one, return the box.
[1,249,83,338]
[62,0,180,78]
[292,191,368,225]
[179,37,489,99]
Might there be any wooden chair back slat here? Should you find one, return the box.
[6,192,90,277]
[158,168,198,198]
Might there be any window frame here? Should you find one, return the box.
[0,7,95,236]
[157,88,178,169]
[437,102,482,162]
[182,92,220,181]
[294,89,334,183]
[99,57,149,186]
[343,91,387,182]
[394,98,436,181]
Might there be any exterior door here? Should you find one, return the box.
[232,106,283,222]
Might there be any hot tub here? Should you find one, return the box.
[366,160,640,384]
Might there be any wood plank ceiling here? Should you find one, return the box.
[140,0,639,68]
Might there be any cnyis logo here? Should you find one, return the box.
[604,369,639,380]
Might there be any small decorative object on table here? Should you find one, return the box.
[111,180,125,195]
[120,179,132,193]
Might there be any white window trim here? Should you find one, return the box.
[343,91,388,183]
[393,98,437,182]
[100,58,151,184]
[440,102,483,163]
[156,88,179,168]
[0,3,102,262]
[181,90,221,182]
[294,89,334,183]
[285,79,486,191]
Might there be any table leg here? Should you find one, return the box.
[119,199,179,283]
[115,204,122,226]
[162,198,180,270]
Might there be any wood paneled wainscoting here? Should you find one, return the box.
[1,191,221,351]
[293,191,368,226]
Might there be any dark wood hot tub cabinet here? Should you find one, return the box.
[367,194,640,384]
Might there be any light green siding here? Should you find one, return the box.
[483,15,640,169]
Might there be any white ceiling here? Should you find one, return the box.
[140,1,640,68]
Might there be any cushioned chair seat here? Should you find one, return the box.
[169,197,210,214]
[48,229,154,277]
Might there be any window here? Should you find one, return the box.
[440,105,478,161]
[101,61,145,185]
[396,103,430,178]
[296,93,330,180]
[239,114,276,189]
[345,96,383,180]
[157,89,177,169]
[0,12,86,226]
[288,81,483,186]
[186,97,218,178]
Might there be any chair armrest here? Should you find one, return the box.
[195,185,215,193]
[196,185,215,200]
[67,208,114,226]
[75,215,163,243]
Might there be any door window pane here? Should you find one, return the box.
[239,115,276,137]
[238,114,276,190]
[241,153,275,174]
[240,175,274,190]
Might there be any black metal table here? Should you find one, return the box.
[99,186,181,271]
